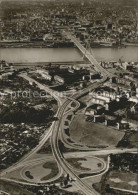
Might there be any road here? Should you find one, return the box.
[1,35,136,195]
[50,81,137,194]
[1,146,136,186]
[50,32,136,195]
[50,76,110,195]
[51,100,95,195]
[1,73,137,194]
[50,33,111,194]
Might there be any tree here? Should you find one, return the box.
[64,179,68,187]
[105,184,110,193]
[66,173,70,181]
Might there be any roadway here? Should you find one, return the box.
[51,99,95,195]
[1,147,136,186]
[50,31,135,195]
[1,34,136,195]
[1,73,137,194]
[50,78,137,195]
[50,73,109,195]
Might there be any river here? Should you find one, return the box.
[0,46,138,63]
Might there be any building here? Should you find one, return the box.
[73,65,81,71]
[82,75,90,81]
[89,92,110,102]
[3,66,14,72]
[80,82,86,88]
[111,77,131,86]
[117,122,129,130]
[89,97,106,106]
[105,115,117,126]
[136,88,138,97]
[124,75,138,87]
[95,94,111,103]
[0,61,15,72]
[102,91,120,101]
[85,104,105,116]
[0,72,14,82]
[68,68,75,74]
[37,69,49,75]
[130,103,138,114]
[122,62,133,71]
[90,73,101,80]
[105,100,119,111]
[54,75,64,84]
[41,73,52,81]
[29,81,36,86]
[94,115,105,123]
[101,62,113,69]
[129,96,138,103]
[37,69,52,81]
[89,90,118,103]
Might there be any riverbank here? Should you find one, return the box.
[13,61,88,66]
[0,41,74,48]
[0,41,138,48]
[12,61,89,70]
[122,42,138,47]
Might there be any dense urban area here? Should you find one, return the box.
[0,0,138,195]
[0,0,138,47]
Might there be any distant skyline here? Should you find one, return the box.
[1,0,56,1]
[1,0,138,2]
[1,0,137,4]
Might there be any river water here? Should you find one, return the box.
[0,46,138,63]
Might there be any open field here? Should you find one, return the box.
[22,161,59,182]
[2,167,27,183]
[41,161,59,181]
[66,157,104,173]
[128,132,138,148]
[107,171,137,193]
[69,114,125,148]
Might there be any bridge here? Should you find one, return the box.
[63,31,113,78]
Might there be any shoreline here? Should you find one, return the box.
[12,61,90,69]
[13,61,89,66]
[0,42,138,49]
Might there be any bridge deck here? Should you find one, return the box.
[64,31,113,78]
